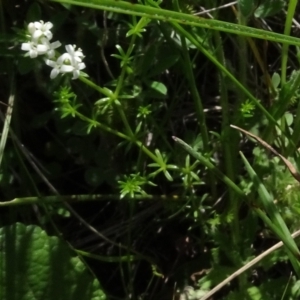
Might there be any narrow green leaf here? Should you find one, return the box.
[239,152,300,258]
[51,0,300,46]
[238,0,257,18]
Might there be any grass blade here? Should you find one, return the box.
[51,0,300,46]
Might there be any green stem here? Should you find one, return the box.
[170,21,278,127]
[114,35,136,97]
[80,72,134,139]
[0,194,197,207]
[179,33,209,151]
[281,0,298,85]
[115,101,135,139]
[111,18,146,139]
[74,109,131,141]
[135,140,161,164]
[171,2,215,197]
[74,108,161,164]
[236,12,248,104]
[79,76,112,97]
[213,30,241,257]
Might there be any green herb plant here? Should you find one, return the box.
[2,0,300,298]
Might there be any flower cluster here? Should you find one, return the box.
[21,21,86,80]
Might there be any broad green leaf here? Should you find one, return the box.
[238,0,257,18]
[254,0,285,18]
[0,223,106,300]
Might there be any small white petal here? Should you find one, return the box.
[74,50,84,57]
[66,44,84,60]
[34,21,43,29]
[72,70,80,79]
[45,40,61,58]
[73,55,83,63]
[33,29,42,40]
[50,68,59,79]
[21,41,40,58]
[44,22,53,31]
[28,23,35,35]
[60,65,74,73]
[46,50,55,58]
[78,62,86,70]
[44,32,53,40]
[29,50,38,58]
[45,59,56,67]
[36,44,49,54]
[21,43,31,51]
[50,40,61,49]
[57,53,72,64]
[65,44,74,54]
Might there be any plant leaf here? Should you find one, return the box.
[231,124,300,183]
[0,223,106,300]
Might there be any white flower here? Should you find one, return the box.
[45,59,60,79]
[21,21,60,59]
[45,49,86,80]
[70,61,86,79]
[45,57,73,79]
[21,21,86,80]
[21,37,61,59]
[21,41,49,58]
[28,21,53,41]
[56,52,73,65]
[41,38,62,58]
[65,44,84,63]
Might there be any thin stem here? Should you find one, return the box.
[74,109,131,141]
[111,18,141,139]
[170,21,278,127]
[79,76,112,97]
[74,108,161,164]
[0,194,194,207]
[213,30,241,258]
[179,34,209,151]
[281,0,298,85]
[236,11,248,104]
[114,36,136,98]
[176,28,216,199]
[80,73,135,139]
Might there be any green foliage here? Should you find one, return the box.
[254,0,286,18]
[2,0,300,299]
[240,99,256,118]
[118,173,155,198]
[0,223,106,300]
[238,0,259,18]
